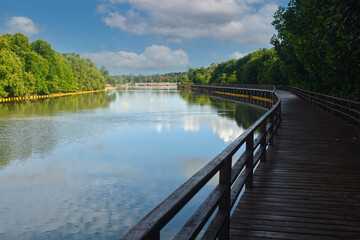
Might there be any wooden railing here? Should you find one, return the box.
[120,85,281,240]
[291,87,360,127]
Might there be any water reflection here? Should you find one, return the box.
[0,91,116,118]
[182,115,243,143]
[179,90,265,130]
[0,91,116,169]
[0,88,265,239]
[177,156,219,186]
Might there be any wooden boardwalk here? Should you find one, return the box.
[230,90,360,239]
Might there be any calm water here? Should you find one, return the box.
[0,88,265,240]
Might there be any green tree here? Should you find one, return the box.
[179,74,189,84]
[152,74,161,82]
[0,33,107,98]
[31,40,61,92]
[100,66,116,86]
[23,51,49,93]
[63,53,105,91]
[272,0,360,99]
[227,72,237,84]
[0,49,25,97]
[206,48,286,86]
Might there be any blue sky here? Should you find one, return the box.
[1,0,288,75]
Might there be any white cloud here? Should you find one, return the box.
[100,0,278,44]
[5,16,40,36]
[229,51,252,59]
[96,4,109,14]
[81,45,189,74]
[182,115,243,143]
[245,0,265,3]
[102,10,148,35]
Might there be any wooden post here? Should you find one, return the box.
[218,156,232,240]
[278,102,282,130]
[270,112,274,146]
[246,133,254,189]
[275,105,280,134]
[260,121,266,162]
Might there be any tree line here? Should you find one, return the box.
[109,72,182,86]
[180,0,359,101]
[0,33,108,98]
[2,0,358,100]
[179,48,288,86]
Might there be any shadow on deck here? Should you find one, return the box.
[230,90,360,239]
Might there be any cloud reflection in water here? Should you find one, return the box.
[0,89,264,239]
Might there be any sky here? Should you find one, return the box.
[0,0,289,75]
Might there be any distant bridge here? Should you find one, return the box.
[120,84,360,240]
[134,82,177,86]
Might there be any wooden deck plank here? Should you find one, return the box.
[230,91,360,239]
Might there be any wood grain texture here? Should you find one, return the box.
[230,90,360,239]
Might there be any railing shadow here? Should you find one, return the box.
[290,87,360,128]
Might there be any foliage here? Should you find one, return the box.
[179,48,287,86]
[0,33,107,98]
[100,66,116,86]
[272,0,360,100]
[176,0,359,101]
[112,72,184,84]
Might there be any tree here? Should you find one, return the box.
[272,0,360,100]
[0,48,25,97]
[179,74,189,84]
[206,48,286,86]
[227,72,237,84]
[9,33,32,58]
[0,33,107,97]
[100,66,116,86]
[23,51,49,93]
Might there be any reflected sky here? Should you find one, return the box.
[0,89,265,239]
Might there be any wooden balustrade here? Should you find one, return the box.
[290,87,360,127]
[120,85,281,240]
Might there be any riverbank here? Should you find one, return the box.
[105,83,178,90]
[105,84,118,90]
[0,90,103,103]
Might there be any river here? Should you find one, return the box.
[0,87,265,239]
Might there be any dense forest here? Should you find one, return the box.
[179,0,359,100]
[178,48,287,86]
[272,0,359,100]
[0,33,107,98]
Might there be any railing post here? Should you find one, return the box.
[246,133,254,189]
[260,121,266,162]
[218,156,232,240]
[277,102,281,132]
[269,112,274,145]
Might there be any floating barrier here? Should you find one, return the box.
[0,90,103,103]
[187,86,275,104]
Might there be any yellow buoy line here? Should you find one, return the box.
[191,87,274,104]
[0,90,103,103]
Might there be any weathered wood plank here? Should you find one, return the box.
[230,90,360,239]
[173,185,227,240]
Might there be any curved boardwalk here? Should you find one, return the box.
[230,90,360,239]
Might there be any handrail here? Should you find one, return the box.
[120,85,281,240]
[290,87,360,127]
